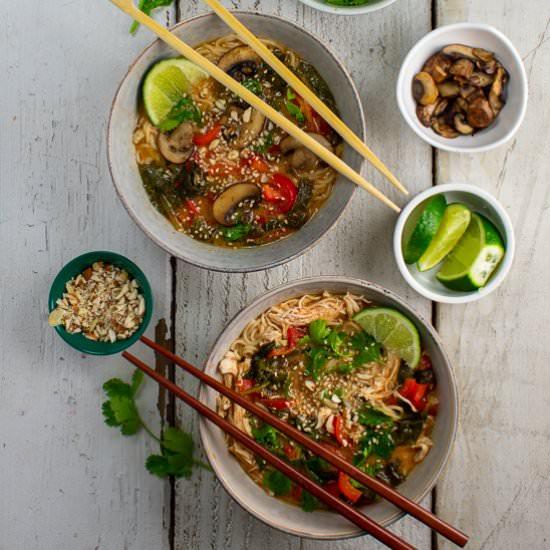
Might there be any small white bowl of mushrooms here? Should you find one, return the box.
[396,23,528,153]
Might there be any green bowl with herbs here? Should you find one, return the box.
[48,251,153,355]
[297,0,400,16]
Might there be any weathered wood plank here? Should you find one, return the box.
[173,1,434,549]
[435,1,550,549]
[0,3,176,549]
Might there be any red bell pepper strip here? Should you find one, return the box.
[257,398,292,410]
[244,153,270,173]
[185,199,200,217]
[193,125,221,147]
[236,379,255,392]
[262,173,298,213]
[324,481,341,499]
[399,378,428,411]
[333,415,351,448]
[282,443,299,461]
[337,472,362,503]
[267,326,306,357]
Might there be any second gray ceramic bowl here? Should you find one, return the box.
[108,12,365,272]
[199,276,458,539]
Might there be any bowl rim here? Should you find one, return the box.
[393,183,516,304]
[297,0,399,16]
[198,275,458,539]
[48,250,153,355]
[106,10,365,273]
[396,22,528,153]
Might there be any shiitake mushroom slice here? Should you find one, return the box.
[413,72,439,105]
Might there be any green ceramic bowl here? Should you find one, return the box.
[48,251,153,355]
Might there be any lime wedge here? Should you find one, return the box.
[353,307,421,369]
[417,203,471,272]
[142,58,208,126]
[403,194,447,264]
[436,213,505,291]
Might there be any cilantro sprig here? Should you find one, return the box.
[130,0,175,35]
[285,89,305,123]
[158,97,202,132]
[102,370,210,479]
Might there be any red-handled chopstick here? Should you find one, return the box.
[140,335,468,547]
[123,350,415,550]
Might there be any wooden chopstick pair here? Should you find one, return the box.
[123,336,468,550]
[111,0,405,213]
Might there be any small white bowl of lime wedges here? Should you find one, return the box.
[394,183,515,304]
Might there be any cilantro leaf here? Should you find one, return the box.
[102,376,143,436]
[358,407,394,428]
[308,319,331,345]
[351,331,382,367]
[360,427,395,459]
[157,97,202,132]
[327,330,351,357]
[262,469,292,496]
[252,422,281,451]
[301,490,319,512]
[305,347,330,380]
[219,223,251,242]
[130,0,175,34]
[285,88,305,123]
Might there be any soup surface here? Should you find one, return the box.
[133,35,342,247]
[217,292,438,510]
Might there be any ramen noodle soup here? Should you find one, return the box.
[133,35,342,247]
[217,292,438,510]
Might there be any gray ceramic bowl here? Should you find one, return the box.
[199,276,458,539]
[107,12,365,272]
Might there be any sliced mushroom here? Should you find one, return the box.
[212,183,261,226]
[454,113,474,135]
[422,53,452,83]
[232,108,265,149]
[280,133,333,172]
[441,44,476,60]
[217,46,261,81]
[489,66,506,115]
[437,80,460,98]
[477,57,498,75]
[416,103,437,127]
[157,122,194,164]
[449,58,475,80]
[433,98,449,117]
[455,97,469,113]
[432,117,459,139]
[467,97,495,129]
[469,71,494,87]
[413,72,439,105]
[473,47,495,62]
[459,84,479,100]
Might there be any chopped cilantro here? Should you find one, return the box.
[130,0,175,34]
[305,347,330,380]
[219,223,251,241]
[158,97,202,132]
[301,490,319,512]
[308,319,331,345]
[252,422,281,451]
[241,78,262,95]
[262,469,292,496]
[285,89,305,123]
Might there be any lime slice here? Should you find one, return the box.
[353,307,421,369]
[436,213,505,291]
[142,58,208,126]
[403,194,447,264]
[417,203,471,272]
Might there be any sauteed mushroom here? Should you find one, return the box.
[422,53,451,83]
[413,43,509,138]
[413,72,439,105]
[220,105,266,149]
[218,46,262,81]
[212,183,261,226]
[280,133,333,172]
[158,122,194,164]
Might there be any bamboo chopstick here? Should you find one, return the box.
[140,335,469,548]
[123,350,416,550]
[202,0,408,196]
[110,0,401,213]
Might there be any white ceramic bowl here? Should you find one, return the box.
[394,183,515,304]
[297,0,399,16]
[107,12,365,273]
[199,276,458,539]
[396,23,528,153]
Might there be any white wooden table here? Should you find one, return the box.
[1,1,549,549]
